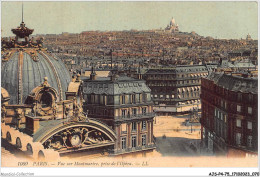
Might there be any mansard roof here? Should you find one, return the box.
[207,72,257,94]
[83,75,151,95]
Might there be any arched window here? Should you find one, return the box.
[40,92,52,108]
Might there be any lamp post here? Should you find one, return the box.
[191,116,193,133]
[190,108,193,133]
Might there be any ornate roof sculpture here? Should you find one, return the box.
[1,20,71,104]
[2,21,43,49]
[12,22,34,38]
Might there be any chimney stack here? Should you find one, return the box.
[90,65,96,80]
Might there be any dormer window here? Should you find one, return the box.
[40,92,53,108]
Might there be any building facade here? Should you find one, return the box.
[82,69,155,155]
[200,72,258,157]
[143,64,217,115]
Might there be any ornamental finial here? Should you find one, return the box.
[42,77,50,87]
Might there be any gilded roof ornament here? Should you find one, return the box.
[42,77,50,88]
[2,6,44,50]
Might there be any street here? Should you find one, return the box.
[153,115,202,156]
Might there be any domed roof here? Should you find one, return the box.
[170,18,175,26]
[1,22,71,104]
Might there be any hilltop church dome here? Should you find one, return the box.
[170,18,176,26]
[1,21,71,104]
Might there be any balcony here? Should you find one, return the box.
[114,113,155,122]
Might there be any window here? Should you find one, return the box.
[236,119,241,127]
[122,109,127,118]
[247,121,252,130]
[142,107,147,115]
[108,96,114,105]
[238,93,242,101]
[142,135,146,146]
[40,92,53,108]
[142,93,147,102]
[224,115,227,123]
[121,137,126,149]
[142,121,146,130]
[122,95,126,104]
[248,94,253,102]
[132,122,137,131]
[247,136,252,148]
[103,95,107,105]
[95,95,99,104]
[215,109,217,116]
[132,108,137,116]
[91,94,95,103]
[103,109,108,116]
[237,105,241,112]
[160,95,163,98]
[121,123,127,134]
[132,94,136,103]
[236,133,241,145]
[248,107,252,114]
[131,136,136,148]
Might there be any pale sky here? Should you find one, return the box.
[1,1,258,39]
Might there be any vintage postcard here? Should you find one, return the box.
[1,1,258,176]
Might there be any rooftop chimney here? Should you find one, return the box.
[90,65,96,80]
